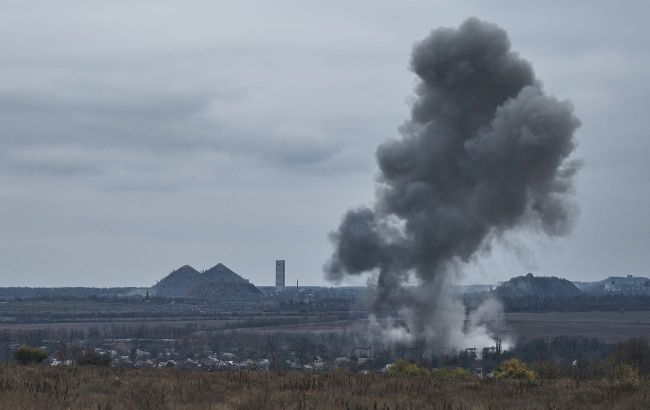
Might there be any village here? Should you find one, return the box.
[19,335,502,379]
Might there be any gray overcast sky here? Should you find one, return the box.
[1,0,648,287]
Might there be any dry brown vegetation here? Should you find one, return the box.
[0,365,648,410]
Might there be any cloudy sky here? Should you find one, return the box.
[1,0,648,287]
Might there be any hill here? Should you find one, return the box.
[151,263,262,300]
[496,273,582,298]
[150,265,201,297]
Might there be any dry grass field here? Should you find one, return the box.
[506,311,650,343]
[0,365,647,410]
[207,311,650,343]
[2,310,650,344]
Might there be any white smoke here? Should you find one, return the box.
[368,283,509,352]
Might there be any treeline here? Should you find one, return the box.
[0,287,139,300]
[464,293,650,312]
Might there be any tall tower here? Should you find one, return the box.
[275,260,285,291]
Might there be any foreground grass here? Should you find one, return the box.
[0,365,648,409]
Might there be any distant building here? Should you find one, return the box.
[275,260,285,291]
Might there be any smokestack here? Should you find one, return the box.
[275,260,285,292]
[325,18,581,350]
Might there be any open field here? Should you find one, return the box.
[210,319,360,334]
[2,302,650,343]
[207,311,650,344]
[0,365,646,410]
[506,311,650,343]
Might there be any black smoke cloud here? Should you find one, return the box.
[326,18,581,347]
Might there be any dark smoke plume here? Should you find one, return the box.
[326,18,581,349]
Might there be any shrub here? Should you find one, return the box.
[612,338,650,376]
[14,345,48,365]
[602,359,640,386]
[431,367,473,381]
[612,363,640,385]
[78,349,111,367]
[387,360,473,381]
[531,360,563,380]
[387,360,431,377]
[495,358,536,380]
